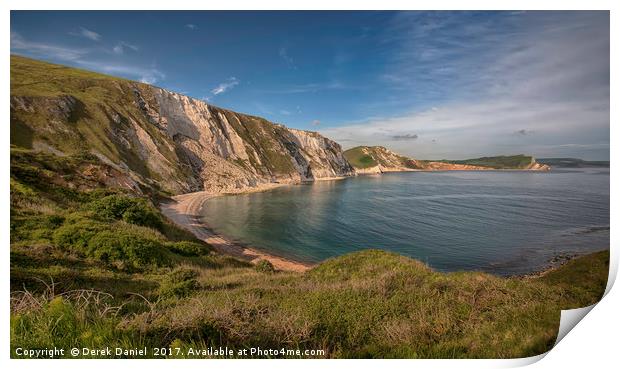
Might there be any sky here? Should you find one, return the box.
[11,11,610,160]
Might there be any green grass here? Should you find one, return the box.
[437,155,535,169]
[10,55,191,193]
[10,145,609,358]
[343,146,379,169]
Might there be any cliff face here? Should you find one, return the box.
[10,56,354,194]
[135,87,355,192]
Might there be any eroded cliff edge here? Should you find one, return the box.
[10,56,354,195]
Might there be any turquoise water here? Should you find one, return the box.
[200,168,610,275]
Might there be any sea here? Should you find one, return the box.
[200,168,610,275]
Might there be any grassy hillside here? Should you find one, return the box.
[538,158,610,168]
[344,146,418,169]
[10,147,609,359]
[437,155,535,169]
[10,55,196,193]
[343,146,378,168]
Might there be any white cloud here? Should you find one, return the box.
[11,32,164,85]
[322,12,609,160]
[279,47,296,69]
[211,77,239,95]
[11,32,87,61]
[185,24,197,30]
[72,27,102,41]
[76,60,165,85]
[112,41,138,55]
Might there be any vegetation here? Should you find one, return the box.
[10,148,609,359]
[10,55,319,193]
[343,146,417,169]
[343,146,378,168]
[436,155,535,169]
[10,56,610,359]
[537,158,610,168]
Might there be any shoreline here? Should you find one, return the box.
[160,169,579,275]
[160,186,313,272]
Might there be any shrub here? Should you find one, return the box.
[52,218,108,251]
[87,231,169,269]
[52,218,170,269]
[165,241,212,257]
[89,195,162,229]
[255,259,276,273]
[158,268,199,298]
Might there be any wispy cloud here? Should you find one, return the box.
[112,41,139,55]
[263,81,346,94]
[71,27,102,41]
[185,24,197,30]
[211,77,239,96]
[279,47,296,69]
[11,32,87,61]
[391,133,418,141]
[513,129,534,136]
[322,12,609,160]
[11,32,164,85]
[75,59,165,84]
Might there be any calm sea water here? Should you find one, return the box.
[200,168,609,275]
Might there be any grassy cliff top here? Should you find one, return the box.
[435,155,536,169]
[344,147,540,170]
[343,146,379,168]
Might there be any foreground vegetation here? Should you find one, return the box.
[10,147,609,358]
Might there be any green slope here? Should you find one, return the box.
[343,146,378,168]
[10,55,193,193]
[436,155,535,169]
[10,147,608,358]
[538,158,610,168]
[344,146,419,169]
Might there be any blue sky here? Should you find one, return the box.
[11,11,610,160]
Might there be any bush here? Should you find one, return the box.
[89,195,162,229]
[87,231,169,269]
[52,218,108,251]
[165,241,212,257]
[255,259,276,273]
[158,268,199,298]
[52,218,170,269]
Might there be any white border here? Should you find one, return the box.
[2,1,616,368]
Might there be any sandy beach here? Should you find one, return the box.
[160,186,312,272]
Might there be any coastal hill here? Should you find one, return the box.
[344,146,550,173]
[11,55,354,195]
[537,158,610,168]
